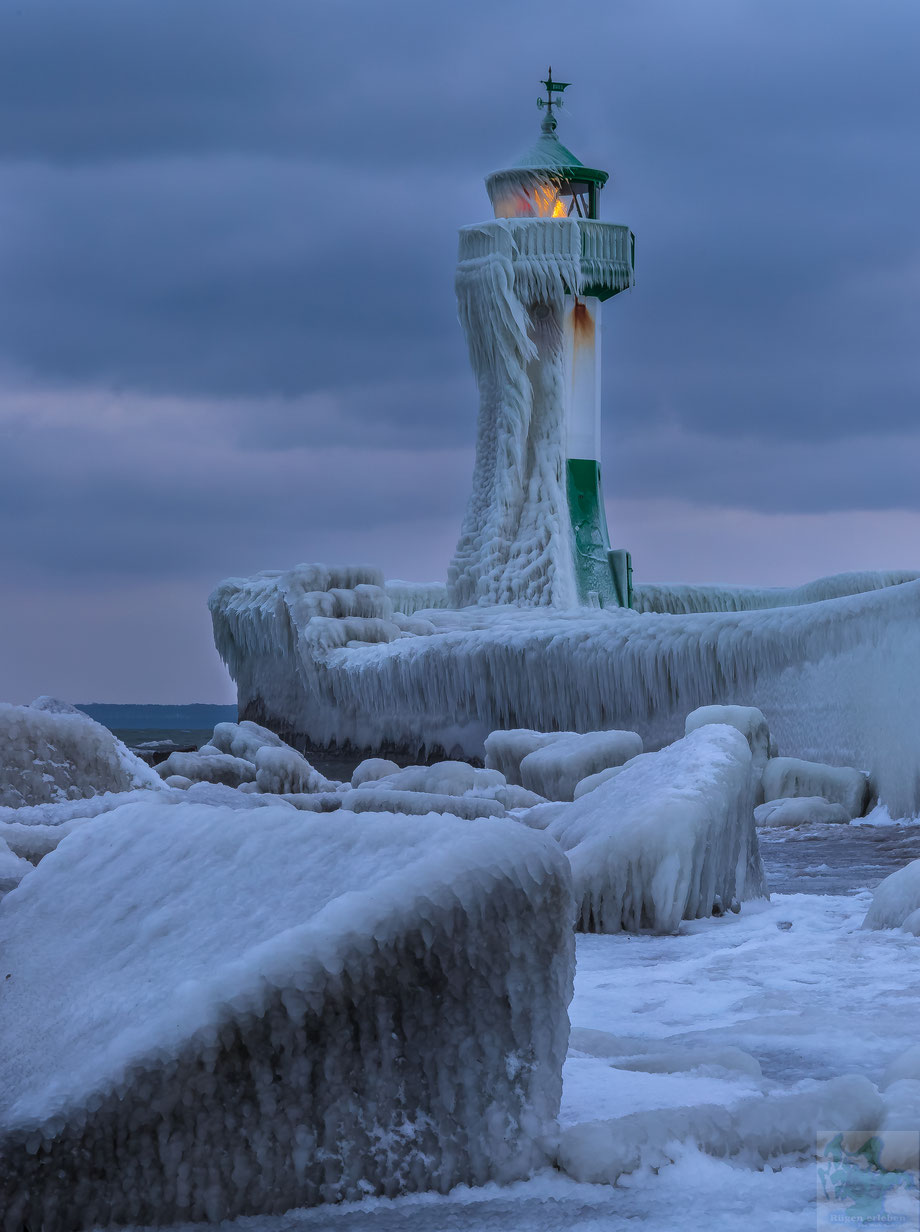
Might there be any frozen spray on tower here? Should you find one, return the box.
[449,72,635,608]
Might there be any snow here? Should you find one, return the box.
[518,730,643,801]
[210,570,920,817]
[351,757,401,786]
[484,729,567,785]
[762,757,871,818]
[755,796,851,827]
[633,570,918,614]
[556,1075,882,1184]
[0,700,162,807]
[573,764,628,798]
[882,1046,920,1089]
[206,719,288,761]
[156,724,341,795]
[0,802,574,1228]
[359,760,507,798]
[685,704,771,801]
[156,749,258,786]
[522,726,765,933]
[341,789,508,820]
[0,836,31,898]
[862,858,920,932]
[253,745,339,794]
[349,760,544,810]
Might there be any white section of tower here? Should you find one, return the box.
[564,295,601,463]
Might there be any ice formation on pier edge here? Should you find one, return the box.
[210,566,920,817]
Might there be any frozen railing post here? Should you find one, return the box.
[449,70,636,609]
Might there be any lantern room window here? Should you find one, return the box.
[492,177,598,221]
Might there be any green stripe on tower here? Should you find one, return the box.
[566,458,624,607]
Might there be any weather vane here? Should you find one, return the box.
[537,67,570,129]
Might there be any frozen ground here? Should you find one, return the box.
[109,822,920,1232]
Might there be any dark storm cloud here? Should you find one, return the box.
[2,0,920,698]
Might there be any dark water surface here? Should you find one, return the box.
[760,823,920,895]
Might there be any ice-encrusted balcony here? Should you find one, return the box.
[457,218,635,303]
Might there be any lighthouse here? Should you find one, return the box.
[449,72,635,609]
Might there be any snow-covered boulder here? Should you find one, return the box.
[0,803,573,1229]
[685,705,771,802]
[351,761,543,811]
[351,757,401,787]
[573,765,629,799]
[341,789,507,820]
[519,731,644,802]
[155,750,257,787]
[168,720,342,795]
[361,760,505,797]
[0,701,162,807]
[484,729,571,786]
[862,860,920,934]
[761,756,870,818]
[753,796,850,827]
[253,745,339,794]
[685,705,771,767]
[206,719,288,762]
[523,726,766,933]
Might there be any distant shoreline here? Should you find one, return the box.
[77,703,237,731]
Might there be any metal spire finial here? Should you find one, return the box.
[537,67,570,132]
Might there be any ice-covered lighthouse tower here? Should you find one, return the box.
[449,71,635,609]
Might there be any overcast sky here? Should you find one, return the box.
[1,0,919,703]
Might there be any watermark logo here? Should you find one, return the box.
[817,1130,920,1229]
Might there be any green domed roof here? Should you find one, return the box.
[485,74,608,207]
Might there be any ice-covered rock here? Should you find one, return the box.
[519,731,643,802]
[573,765,628,799]
[253,746,339,794]
[484,729,572,786]
[351,757,401,787]
[523,726,765,933]
[556,1075,882,1184]
[351,761,543,811]
[206,719,288,762]
[0,803,574,1228]
[359,760,505,797]
[155,750,257,787]
[862,859,920,933]
[163,774,194,789]
[754,796,850,827]
[0,702,162,807]
[341,789,507,820]
[685,705,771,802]
[0,837,31,899]
[761,756,870,818]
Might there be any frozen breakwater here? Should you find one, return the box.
[210,566,920,817]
